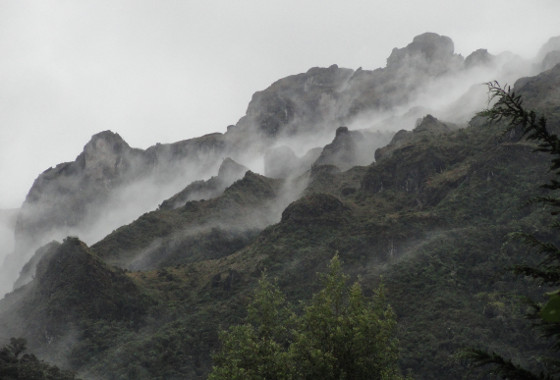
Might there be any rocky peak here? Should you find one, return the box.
[76,130,132,181]
[464,49,494,68]
[414,114,456,134]
[335,126,349,136]
[313,126,362,171]
[7,237,148,346]
[233,65,354,138]
[386,32,461,75]
[223,171,278,202]
[217,157,248,180]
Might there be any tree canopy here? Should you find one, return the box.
[209,254,405,379]
[469,82,560,378]
[0,337,79,380]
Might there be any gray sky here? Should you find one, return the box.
[1,0,559,209]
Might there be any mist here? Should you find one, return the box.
[1,1,559,210]
[1,25,558,298]
[0,4,560,378]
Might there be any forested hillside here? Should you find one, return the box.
[1,33,560,379]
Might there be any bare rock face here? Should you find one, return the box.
[314,126,393,170]
[5,130,229,294]
[386,33,459,74]
[230,33,471,141]
[314,127,360,170]
[16,131,146,246]
[79,131,135,182]
[233,64,354,138]
[5,32,505,296]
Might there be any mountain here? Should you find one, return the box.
[7,33,503,274]
[1,33,559,379]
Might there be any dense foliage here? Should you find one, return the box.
[2,65,560,379]
[0,338,79,380]
[209,255,404,379]
[469,82,560,378]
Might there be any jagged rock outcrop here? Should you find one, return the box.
[232,64,354,138]
[313,126,393,170]
[159,158,248,210]
[16,131,145,243]
[230,32,490,141]
[375,114,457,161]
[11,131,227,266]
[2,32,560,380]
[313,126,361,170]
[386,32,462,75]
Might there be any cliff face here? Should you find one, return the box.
[10,32,488,282]
[231,32,481,141]
[11,132,227,270]
[1,32,559,379]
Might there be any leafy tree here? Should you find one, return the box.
[209,274,294,380]
[209,254,405,379]
[469,82,560,378]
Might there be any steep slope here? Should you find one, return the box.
[0,237,151,368]
[1,34,559,379]
[91,171,289,270]
[40,69,555,378]
[16,131,227,248]
[3,131,227,296]
[3,32,509,298]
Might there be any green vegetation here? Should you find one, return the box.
[209,255,404,379]
[0,338,79,380]
[468,82,560,378]
[2,68,560,379]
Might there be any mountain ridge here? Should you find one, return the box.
[1,32,560,379]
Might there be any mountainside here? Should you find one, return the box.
[1,33,560,379]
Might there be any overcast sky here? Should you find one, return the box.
[1,0,559,209]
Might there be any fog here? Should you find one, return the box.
[1,1,559,209]
[0,1,559,298]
